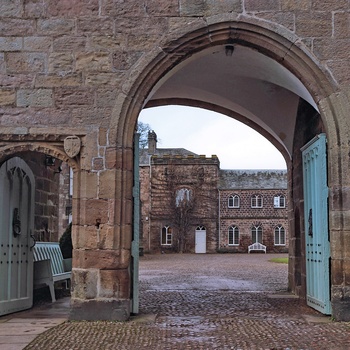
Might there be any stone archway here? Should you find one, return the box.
[112,20,350,321]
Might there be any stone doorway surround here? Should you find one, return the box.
[0,2,350,321]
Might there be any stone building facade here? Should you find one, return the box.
[1,1,350,321]
[218,170,288,253]
[140,132,288,254]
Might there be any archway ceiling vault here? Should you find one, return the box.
[146,45,318,157]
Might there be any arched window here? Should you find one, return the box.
[274,225,286,245]
[251,194,263,208]
[273,195,286,208]
[228,195,240,208]
[228,226,239,245]
[161,225,172,245]
[251,225,263,243]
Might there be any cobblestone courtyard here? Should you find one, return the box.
[25,254,350,350]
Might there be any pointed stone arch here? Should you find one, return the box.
[108,18,350,320]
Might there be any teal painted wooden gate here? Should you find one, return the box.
[302,134,331,315]
[131,133,140,314]
[0,157,35,316]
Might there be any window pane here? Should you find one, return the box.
[161,227,167,245]
[234,228,239,245]
[228,196,234,207]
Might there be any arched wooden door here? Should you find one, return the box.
[0,157,35,316]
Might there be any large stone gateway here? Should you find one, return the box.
[1,1,350,321]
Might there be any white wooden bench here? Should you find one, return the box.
[33,242,72,302]
[248,242,267,253]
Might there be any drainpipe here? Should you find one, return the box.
[148,154,152,252]
[218,189,221,250]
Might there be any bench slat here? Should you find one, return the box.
[33,242,71,302]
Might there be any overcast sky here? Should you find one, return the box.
[138,105,287,170]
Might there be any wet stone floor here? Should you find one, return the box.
[25,254,350,350]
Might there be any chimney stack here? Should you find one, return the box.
[148,130,157,154]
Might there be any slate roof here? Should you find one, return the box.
[219,169,287,190]
[139,148,198,166]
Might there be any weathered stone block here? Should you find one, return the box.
[256,12,295,32]
[120,224,132,250]
[6,52,47,74]
[96,88,118,107]
[0,73,35,88]
[0,0,23,17]
[0,19,35,36]
[100,0,146,17]
[76,52,112,72]
[36,73,82,88]
[53,36,86,52]
[87,35,126,51]
[127,34,159,50]
[24,37,52,51]
[47,0,99,17]
[281,0,310,11]
[71,268,98,299]
[105,147,117,169]
[48,52,74,74]
[80,198,109,226]
[0,37,22,51]
[24,0,47,18]
[99,128,108,147]
[112,50,143,71]
[314,39,350,60]
[79,171,98,199]
[77,18,114,35]
[326,60,350,86]
[296,12,332,37]
[99,269,130,299]
[245,0,280,12]
[37,18,75,36]
[99,170,116,199]
[74,249,121,269]
[0,89,16,106]
[0,53,4,73]
[92,157,104,170]
[146,0,179,16]
[54,88,95,106]
[17,89,53,108]
[333,12,350,39]
[312,0,348,11]
[69,298,130,321]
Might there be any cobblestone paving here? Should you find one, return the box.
[25,254,350,350]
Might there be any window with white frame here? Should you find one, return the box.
[274,225,286,245]
[228,194,240,208]
[161,225,172,245]
[273,195,286,208]
[228,226,239,245]
[251,194,263,208]
[251,225,263,243]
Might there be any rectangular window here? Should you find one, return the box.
[228,226,239,245]
[274,195,285,208]
[274,226,286,245]
[251,195,263,208]
[228,195,240,208]
[252,226,263,243]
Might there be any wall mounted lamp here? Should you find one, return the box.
[225,44,234,57]
[45,155,56,166]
